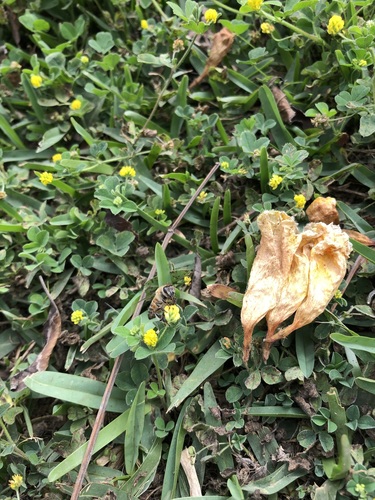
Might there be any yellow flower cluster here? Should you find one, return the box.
[39,172,54,186]
[247,0,263,11]
[204,9,219,23]
[327,15,344,35]
[184,276,192,286]
[80,55,89,64]
[143,328,158,347]
[71,310,84,324]
[52,153,62,163]
[9,474,23,490]
[155,209,165,215]
[294,194,306,209]
[70,99,82,111]
[119,166,136,177]
[221,161,229,169]
[268,174,283,190]
[197,191,207,202]
[164,304,181,324]
[30,75,42,88]
[141,19,149,30]
[261,22,275,34]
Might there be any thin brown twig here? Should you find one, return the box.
[70,162,220,499]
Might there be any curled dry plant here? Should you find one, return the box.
[241,210,352,362]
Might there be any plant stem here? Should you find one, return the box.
[136,34,198,139]
[152,354,167,409]
[0,418,29,461]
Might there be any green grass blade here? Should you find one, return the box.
[21,73,45,124]
[337,200,373,232]
[0,200,24,222]
[242,463,307,494]
[122,439,162,495]
[170,74,188,138]
[24,372,127,412]
[155,242,172,285]
[210,196,221,254]
[223,189,231,226]
[350,239,375,264]
[0,113,26,149]
[161,399,189,500]
[259,146,270,193]
[258,85,294,149]
[0,223,25,232]
[70,117,96,145]
[167,341,229,411]
[125,381,145,474]
[48,410,129,482]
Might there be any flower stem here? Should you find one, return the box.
[152,355,167,409]
[0,418,29,461]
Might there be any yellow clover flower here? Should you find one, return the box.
[294,194,306,209]
[327,15,344,35]
[119,166,136,177]
[143,328,158,347]
[184,276,192,286]
[261,22,275,34]
[268,174,283,190]
[80,55,89,64]
[204,9,219,23]
[164,304,181,324]
[141,19,149,30]
[247,0,263,11]
[71,310,84,324]
[197,191,207,202]
[155,209,165,216]
[30,74,43,88]
[39,172,54,186]
[9,474,23,490]
[52,153,62,163]
[70,99,82,111]
[221,161,229,169]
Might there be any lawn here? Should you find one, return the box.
[1,0,375,498]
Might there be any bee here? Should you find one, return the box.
[148,285,176,319]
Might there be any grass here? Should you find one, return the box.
[0,0,375,498]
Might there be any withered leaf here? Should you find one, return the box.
[306,196,340,225]
[343,229,375,247]
[11,278,61,390]
[271,86,296,124]
[189,28,235,89]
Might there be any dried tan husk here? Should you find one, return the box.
[267,222,352,343]
[306,196,339,224]
[240,210,301,362]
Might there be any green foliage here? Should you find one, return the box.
[0,0,374,497]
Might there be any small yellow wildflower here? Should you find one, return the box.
[164,304,181,324]
[141,19,149,30]
[184,276,192,286]
[39,172,54,186]
[358,59,367,66]
[52,153,62,163]
[221,161,229,169]
[204,9,219,23]
[268,174,283,190]
[143,328,158,348]
[30,74,43,88]
[71,310,84,324]
[9,474,23,490]
[354,484,366,495]
[334,290,343,299]
[80,55,89,64]
[155,209,165,216]
[261,22,275,34]
[327,15,344,35]
[197,191,207,202]
[70,99,82,111]
[113,196,123,207]
[222,337,232,349]
[294,194,306,209]
[119,166,136,177]
[247,0,263,11]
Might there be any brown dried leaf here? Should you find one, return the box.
[11,279,61,390]
[241,211,301,362]
[271,86,296,124]
[306,197,339,224]
[189,28,235,89]
[205,283,238,300]
[343,229,375,246]
[268,223,352,344]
